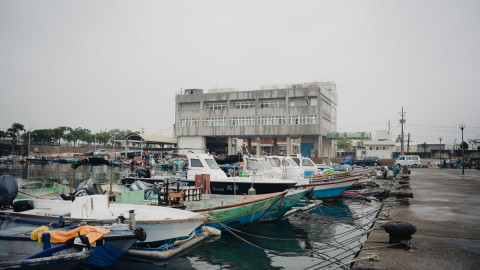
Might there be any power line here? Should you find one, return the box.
[337,122,388,129]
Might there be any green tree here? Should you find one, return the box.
[77,128,92,145]
[52,126,69,146]
[64,127,91,147]
[30,129,55,144]
[337,139,352,150]
[7,122,25,153]
[108,129,122,147]
[459,141,468,150]
[63,127,74,146]
[95,131,111,147]
[421,142,428,153]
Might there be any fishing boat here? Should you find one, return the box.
[3,172,205,246]
[297,175,360,199]
[349,167,375,176]
[122,152,297,195]
[3,194,206,245]
[265,156,305,178]
[25,156,49,164]
[102,180,288,230]
[306,169,352,179]
[185,190,287,230]
[0,222,138,269]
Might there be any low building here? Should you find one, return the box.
[361,130,395,159]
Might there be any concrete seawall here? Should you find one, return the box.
[352,168,480,270]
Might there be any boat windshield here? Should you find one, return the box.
[247,159,263,170]
[260,159,273,170]
[268,158,280,167]
[205,159,220,169]
[302,159,315,166]
[286,158,299,167]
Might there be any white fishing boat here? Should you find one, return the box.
[123,152,298,195]
[1,194,206,245]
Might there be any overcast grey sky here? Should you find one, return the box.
[1,0,479,145]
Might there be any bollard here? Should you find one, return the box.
[384,221,416,246]
[129,210,136,229]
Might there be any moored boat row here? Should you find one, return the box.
[0,150,381,268]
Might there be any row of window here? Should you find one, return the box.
[205,103,227,110]
[369,147,388,150]
[206,98,321,110]
[232,101,255,109]
[177,115,320,127]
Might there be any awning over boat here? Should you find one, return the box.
[122,134,177,145]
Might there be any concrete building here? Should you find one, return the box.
[361,130,396,159]
[174,82,338,157]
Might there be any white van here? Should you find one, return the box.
[395,155,421,167]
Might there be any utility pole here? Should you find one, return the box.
[388,120,391,136]
[407,133,410,153]
[399,107,406,155]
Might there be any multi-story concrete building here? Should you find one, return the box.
[174,82,337,157]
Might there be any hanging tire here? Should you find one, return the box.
[134,227,147,241]
[0,175,18,207]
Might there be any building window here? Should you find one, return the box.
[203,117,227,126]
[289,115,318,125]
[232,101,255,109]
[259,116,286,125]
[260,99,285,108]
[383,147,386,150]
[205,103,227,110]
[369,147,373,150]
[376,147,379,150]
[230,116,256,126]
[177,118,200,127]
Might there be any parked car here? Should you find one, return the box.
[395,155,421,167]
[341,155,381,166]
[93,149,110,157]
[445,159,471,169]
[84,150,95,156]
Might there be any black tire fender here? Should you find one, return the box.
[134,227,147,242]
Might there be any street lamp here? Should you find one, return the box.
[459,123,466,176]
[438,136,443,166]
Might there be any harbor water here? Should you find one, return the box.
[0,162,381,270]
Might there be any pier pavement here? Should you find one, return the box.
[352,167,480,270]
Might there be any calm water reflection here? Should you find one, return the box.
[0,162,379,270]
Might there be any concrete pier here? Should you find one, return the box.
[353,167,480,270]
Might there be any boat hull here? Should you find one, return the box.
[299,178,359,199]
[189,191,287,230]
[0,249,92,270]
[258,188,309,221]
